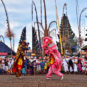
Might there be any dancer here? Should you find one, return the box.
[42,37,63,80]
[12,27,29,77]
[12,41,28,77]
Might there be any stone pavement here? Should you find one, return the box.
[0,74,87,87]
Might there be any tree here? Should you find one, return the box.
[15,27,28,62]
[32,27,42,58]
[19,27,26,43]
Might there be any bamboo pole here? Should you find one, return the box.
[55,0,63,55]
[1,0,13,57]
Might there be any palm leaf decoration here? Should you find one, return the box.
[1,0,14,49]
[6,28,14,41]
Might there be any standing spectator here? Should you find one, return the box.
[62,58,69,73]
[29,61,34,75]
[8,59,11,70]
[40,59,45,74]
[4,58,8,74]
[73,62,78,74]
[77,59,82,74]
[27,59,31,74]
[24,58,29,69]
[2,59,5,74]
[68,58,74,73]
[8,59,12,74]
[82,57,87,74]
[0,59,3,74]
[44,60,48,73]
[73,57,78,74]
[10,59,14,74]
[22,60,26,75]
[32,59,37,75]
[37,60,41,74]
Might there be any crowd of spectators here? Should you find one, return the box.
[62,56,87,74]
[0,56,87,75]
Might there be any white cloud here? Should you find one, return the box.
[10,22,32,52]
[0,28,6,37]
[0,0,87,52]
[4,0,26,5]
[7,8,27,14]
[10,21,21,29]
[26,23,32,48]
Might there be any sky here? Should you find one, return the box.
[0,0,87,52]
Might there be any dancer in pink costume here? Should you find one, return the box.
[42,37,63,80]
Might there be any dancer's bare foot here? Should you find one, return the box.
[46,78,50,79]
[61,76,63,80]
[46,76,52,79]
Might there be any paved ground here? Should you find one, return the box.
[0,74,87,87]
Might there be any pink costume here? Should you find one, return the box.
[42,37,63,79]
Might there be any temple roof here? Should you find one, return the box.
[0,41,16,56]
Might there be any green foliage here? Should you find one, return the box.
[32,27,42,58]
[85,38,87,41]
[15,27,28,62]
[20,27,26,42]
